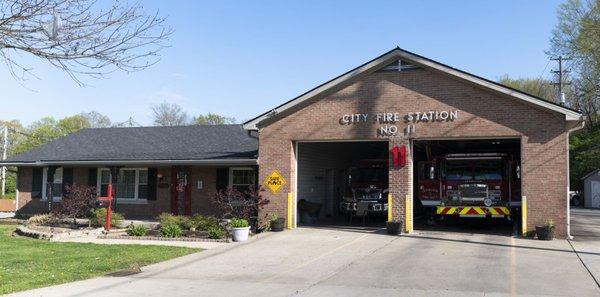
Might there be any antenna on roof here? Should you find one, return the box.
[116,117,140,127]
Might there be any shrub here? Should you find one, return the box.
[126,224,149,236]
[230,218,249,228]
[210,185,269,221]
[192,214,220,231]
[158,213,195,230]
[52,184,97,220]
[90,208,124,228]
[207,226,226,239]
[160,223,183,238]
[26,214,59,226]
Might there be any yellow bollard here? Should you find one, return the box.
[287,193,293,229]
[521,196,527,236]
[387,193,393,222]
[405,194,411,234]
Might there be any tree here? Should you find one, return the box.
[498,75,557,102]
[0,0,173,85]
[80,111,112,128]
[193,113,236,125]
[550,0,600,129]
[11,115,91,154]
[151,102,189,126]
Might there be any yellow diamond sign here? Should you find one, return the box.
[264,170,286,194]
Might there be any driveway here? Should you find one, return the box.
[11,221,600,297]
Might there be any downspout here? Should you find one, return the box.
[567,120,585,240]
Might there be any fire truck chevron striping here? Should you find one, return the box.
[436,206,510,217]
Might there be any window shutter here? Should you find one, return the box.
[216,168,229,190]
[88,168,97,188]
[31,168,43,199]
[62,168,73,194]
[147,168,157,200]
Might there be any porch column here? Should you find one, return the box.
[388,137,412,233]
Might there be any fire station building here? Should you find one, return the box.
[2,48,584,238]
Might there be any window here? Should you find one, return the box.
[42,167,62,201]
[98,168,148,201]
[229,168,256,191]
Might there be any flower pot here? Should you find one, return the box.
[535,226,555,240]
[232,226,250,242]
[386,221,402,235]
[270,218,285,232]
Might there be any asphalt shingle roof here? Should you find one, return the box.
[4,125,258,163]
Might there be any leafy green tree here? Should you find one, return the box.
[193,113,236,125]
[550,0,600,129]
[498,75,557,102]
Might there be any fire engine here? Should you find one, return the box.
[340,159,389,214]
[418,153,521,218]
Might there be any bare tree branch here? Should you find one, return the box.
[0,0,173,86]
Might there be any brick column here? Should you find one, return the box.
[388,137,412,228]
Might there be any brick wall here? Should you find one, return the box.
[15,166,223,219]
[258,68,569,237]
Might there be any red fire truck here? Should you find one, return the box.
[418,153,521,218]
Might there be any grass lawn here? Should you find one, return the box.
[0,224,199,294]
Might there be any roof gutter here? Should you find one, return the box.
[0,159,258,167]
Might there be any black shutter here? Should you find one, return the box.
[62,168,73,194]
[216,168,229,190]
[88,168,97,187]
[147,168,157,200]
[31,168,43,199]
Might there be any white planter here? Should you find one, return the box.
[231,226,250,242]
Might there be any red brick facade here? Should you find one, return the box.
[257,68,570,237]
[16,166,225,218]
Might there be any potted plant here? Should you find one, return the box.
[230,218,251,242]
[536,219,555,240]
[269,213,285,232]
[386,220,402,235]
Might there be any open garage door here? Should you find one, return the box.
[412,139,521,235]
[296,141,388,228]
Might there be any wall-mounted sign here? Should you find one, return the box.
[339,110,458,136]
[264,170,286,194]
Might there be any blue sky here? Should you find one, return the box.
[1,0,564,126]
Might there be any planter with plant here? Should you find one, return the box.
[230,218,250,242]
[535,219,555,240]
[386,220,402,235]
[268,213,285,232]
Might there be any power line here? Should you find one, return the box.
[552,56,572,105]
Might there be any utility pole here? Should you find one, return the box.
[1,126,7,196]
[552,56,571,105]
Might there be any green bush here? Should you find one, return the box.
[230,218,249,228]
[157,213,195,230]
[191,214,220,231]
[90,208,124,228]
[160,223,183,238]
[126,224,149,236]
[206,226,226,239]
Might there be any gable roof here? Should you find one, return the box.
[243,47,583,130]
[581,169,600,181]
[1,125,258,166]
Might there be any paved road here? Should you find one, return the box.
[12,220,600,297]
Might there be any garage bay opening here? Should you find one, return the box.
[413,139,521,235]
[296,141,388,228]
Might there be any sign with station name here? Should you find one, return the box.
[339,110,459,136]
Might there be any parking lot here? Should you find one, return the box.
[10,209,600,297]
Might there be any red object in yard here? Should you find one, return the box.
[391,145,406,167]
[97,183,113,231]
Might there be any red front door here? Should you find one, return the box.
[170,166,192,215]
